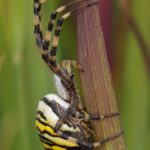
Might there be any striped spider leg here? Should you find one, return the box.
[34,0,124,150]
[34,0,99,130]
[34,0,94,81]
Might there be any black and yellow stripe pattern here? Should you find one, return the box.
[35,95,124,150]
[34,0,69,81]
[33,0,99,82]
[36,111,79,150]
[33,0,84,82]
[35,96,94,150]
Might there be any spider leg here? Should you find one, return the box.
[60,60,84,111]
[59,129,124,148]
[46,0,98,81]
[34,0,43,48]
[54,94,80,132]
[89,112,120,120]
[34,0,86,81]
[61,60,84,76]
[53,106,72,132]
[36,109,124,148]
[34,0,84,48]
[36,105,123,149]
[51,60,83,131]
[43,0,85,50]
[61,59,84,110]
[55,111,106,132]
[92,130,124,148]
[76,112,120,121]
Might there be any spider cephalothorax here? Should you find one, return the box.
[34,0,123,149]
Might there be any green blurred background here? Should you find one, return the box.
[0,0,149,150]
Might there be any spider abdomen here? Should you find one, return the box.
[36,94,94,150]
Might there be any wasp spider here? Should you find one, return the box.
[34,0,124,149]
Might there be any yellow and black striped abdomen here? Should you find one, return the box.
[36,111,81,150]
[35,95,82,150]
[35,95,94,150]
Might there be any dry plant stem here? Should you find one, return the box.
[119,0,150,74]
[77,2,125,150]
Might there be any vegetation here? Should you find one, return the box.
[0,0,149,150]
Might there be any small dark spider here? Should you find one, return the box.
[34,0,124,149]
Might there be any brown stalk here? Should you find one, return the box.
[77,1,125,150]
